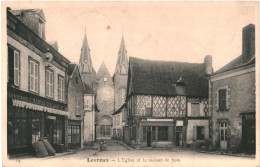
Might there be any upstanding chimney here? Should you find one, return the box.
[242,24,255,62]
[204,55,213,75]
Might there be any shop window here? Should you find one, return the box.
[58,75,65,102]
[31,111,43,143]
[158,126,168,141]
[191,103,200,117]
[151,126,156,141]
[53,117,64,144]
[68,125,80,144]
[8,45,20,87]
[143,127,147,141]
[29,58,39,93]
[46,68,54,98]
[7,108,28,149]
[100,125,110,137]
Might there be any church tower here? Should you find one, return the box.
[96,62,114,139]
[114,36,129,111]
[78,32,96,88]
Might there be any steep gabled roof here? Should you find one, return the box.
[112,103,126,115]
[84,83,96,94]
[214,55,255,75]
[68,64,77,76]
[96,62,111,80]
[128,57,209,97]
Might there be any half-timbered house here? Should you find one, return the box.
[126,56,213,148]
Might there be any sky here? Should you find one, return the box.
[5,1,258,75]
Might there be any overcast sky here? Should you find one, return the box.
[6,1,258,75]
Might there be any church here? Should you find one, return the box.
[78,33,128,140]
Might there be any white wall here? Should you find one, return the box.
[186,120,209,144]
[8,36,65,101]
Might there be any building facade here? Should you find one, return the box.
[209,24,255,154]
[67,64,85,149]
[83,83,97,145]
[7,9,70,155]
[125,56,212,148]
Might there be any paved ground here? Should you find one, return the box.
[4,140,258,167]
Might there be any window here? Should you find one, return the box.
[8,46,20,86]
[100,125,110,137]
[121,88,126,105]
[76,98,80,117]
[58,75,64,102]
[191,103,200,117]
[193,126,205,140]
[75,77,78,84]
[46,68,54,98]
[116,115,120,125]
[151,126,156,141]
[143,127,147,141]
[52,116,64,144]
[29,58,39,93]
[158,126,168,141]
[219,89,226,111]
[68,125,80,144]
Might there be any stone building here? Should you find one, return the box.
[209,24,255,154]
[67,64,85,149]
[125,56,213,148]
[79,35,128,140]
[7,9,70,155]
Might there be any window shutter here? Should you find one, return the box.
[14,51,19,86]
[187,102,191,116]
[50,72,53,97]
[35,63,39,93]
[8,47,14,83]
[193,126,197,141]
[205,126,209,140]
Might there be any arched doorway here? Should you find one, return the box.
[96,115,112,140]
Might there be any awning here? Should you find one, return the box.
[12,99,70,116]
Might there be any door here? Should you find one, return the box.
[147,131,151,147]
[220,122,227,150]
[45,119,53,144]
[242,114,255,154]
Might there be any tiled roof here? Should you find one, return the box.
[214,55,255,75]
[128,57,209,97]
[84,83,96,94]
[7,10,70,66]
[113,103,126,115]
[67,64,76,76]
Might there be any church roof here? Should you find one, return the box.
[115,36,128,75]
[128,57,209,97]
[96,62,111,80]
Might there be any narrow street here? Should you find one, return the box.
[5,140,258,167]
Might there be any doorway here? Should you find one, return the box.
[147,131,151,147]
[242,114,255,154]
[45,119,54,144]
[220,122,227,150]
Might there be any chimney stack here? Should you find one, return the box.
[204,55,213,75]
[242,24,255,62]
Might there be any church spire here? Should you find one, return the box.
[115,35,128,75]
[79,31,93,74]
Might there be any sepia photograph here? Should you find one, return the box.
[1,1,259,167]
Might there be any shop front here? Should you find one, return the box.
[68,120,81,149]
[7,86,68,155]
